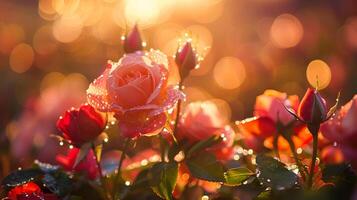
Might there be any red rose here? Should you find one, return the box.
[56,104,105,147]
[297,88,327,123]
[321,95,357,169]
[87,50,184,138]
[56,148,99,180]
[8,182,43,200]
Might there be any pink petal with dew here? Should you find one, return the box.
[87,64,112,112]
[118,112,167,138]
[146,66,168,104]
[119,86,184,116]
[110,83,149,109]
[146,49,169,70]
[149,86,185,116]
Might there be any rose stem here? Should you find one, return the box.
[286,136,306,181]
[273,134,280,159]
[173,80,184,135]
[307,127,319,189]
[160,135,166,162]
[91,142,110,200]
[113,138,130,199]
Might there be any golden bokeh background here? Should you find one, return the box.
[1,0,356,121]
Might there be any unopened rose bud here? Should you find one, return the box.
[298,88,327,124]
[123,24,143,53]
[175,42,198,78]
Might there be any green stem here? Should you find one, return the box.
[308,131,319,189]
[91,143,110,200]
[173,81,183,135]
[113,138,130,199]
[286,137,306,181]
[273,134,280,159]
[160,135,166,162]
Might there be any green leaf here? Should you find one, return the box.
[224,167,255,186]
[149,162,178,200]
[168,142,181,162]
[2,169,43,187]
[42,171,72,197]
[254,190,272,200]
[256,154,298,191]
[132,168,151,189]
[186,135,222,157]
[73,143,91,168]
[186,152,225,182]
[34,160,60,173]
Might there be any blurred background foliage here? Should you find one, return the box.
[0,0,356,178]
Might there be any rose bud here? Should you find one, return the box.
[123,24,143,53]
[8,182,43,200]
[57,104,106,147]
[175,42,198,78]
[297,88,328,124]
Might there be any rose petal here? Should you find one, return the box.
[146,66,168,104]
[87,65,111,112]
[238,116,276,138]
[111,84,149,109]
[149,87,185,116]
[118,111,167,138]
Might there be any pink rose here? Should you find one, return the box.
[87,50,184,138]
[178,101,235,160]
[178,101,226,141]
[321,95,357,168]
[254,89,299,125]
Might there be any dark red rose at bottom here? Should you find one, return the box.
[8,182,43,200]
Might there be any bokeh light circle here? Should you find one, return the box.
[53,14,83,43]
[33,25,58,55]
[124,0,160,26]
[343,17,357,49]
[306,59,331,90]
[0,24,25,54]
[9,43,34,73]
[213,57,246,90]
[270,14,303,48]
